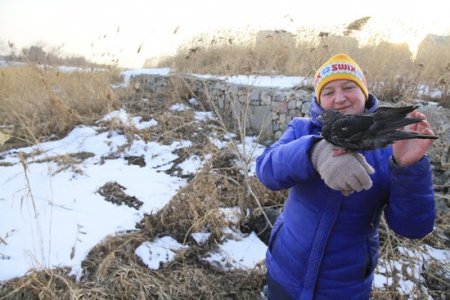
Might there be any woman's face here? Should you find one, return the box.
[319,79,366,115]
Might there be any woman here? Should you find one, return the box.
[256,53,436,299]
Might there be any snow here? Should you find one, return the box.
[417,84,443,99]
[98,109,158,130]
[189,73,309,89]
[135,236,189,270]
[204,231,267,271]
[113,68,171,88]
[219,207,243,226]
[373,244,450,299]
[191,232,211,245]
[225,74,311,89]
[194,111,216,122]
[0,119,190,280]
[1,66,448,298]
[134,207,268,272]
[0,71,268,281]
[169,103,190,112]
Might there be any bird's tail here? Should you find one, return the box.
[386,130,438,141]
[376,105,419,119]
[377,117,424,135]
[374,105,425,134]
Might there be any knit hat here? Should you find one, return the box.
[314,53,368,102]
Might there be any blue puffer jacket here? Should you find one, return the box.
[256,95,435,300]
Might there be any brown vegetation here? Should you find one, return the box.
[1,24,449,298]
[155,28,450,107]
[0,65,120,151]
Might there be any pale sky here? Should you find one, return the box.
[0,0,449,68]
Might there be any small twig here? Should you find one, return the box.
[248,184,273,228]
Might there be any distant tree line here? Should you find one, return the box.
[1,45,106,68]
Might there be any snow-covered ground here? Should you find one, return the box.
[1,67,448,298]
[0,99,267,281]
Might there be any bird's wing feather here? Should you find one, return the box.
[331,114,373,137]
[320,105,437,152]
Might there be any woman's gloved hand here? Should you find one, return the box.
[311,140,375,196]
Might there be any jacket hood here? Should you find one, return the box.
[309,93,379,129]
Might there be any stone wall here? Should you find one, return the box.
[130,73,315,141]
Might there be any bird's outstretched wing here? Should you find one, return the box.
[321,105,437,151]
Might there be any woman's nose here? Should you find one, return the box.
[334,89,346,103]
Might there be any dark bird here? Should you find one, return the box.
[320,105,438,155]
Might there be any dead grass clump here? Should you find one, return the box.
[83,246,264,299]
[138,154,243,244]
[421,259,450,299]
[1,230,264,299]
[147,266,264,299]
[80,232,145,283]
[119,265,262,299]
[137,141,286,247]
[97,181,144,210]
[153,111,196,144]
[118,88,212,146]
[0,65,120,151]
[76,152,267,298]
[32,152,95,175]
[373,212,450,298]
[0,267,79,300]
[247,176,287,208]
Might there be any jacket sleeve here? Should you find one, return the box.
[256,119,318,191]
[384,156,436,239]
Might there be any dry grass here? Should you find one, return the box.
[0,81,274,298]
[0,229,264,299]
[1,26,449,298]
[0,145,269,299]
[0,65,120,151]
[372,209,450,299]
[156,27,450,106]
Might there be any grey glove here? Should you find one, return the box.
[311,140,375,196]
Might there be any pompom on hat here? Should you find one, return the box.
[314,53,368,102]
